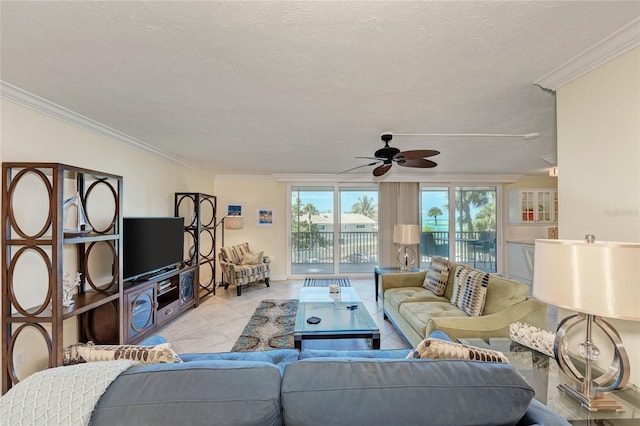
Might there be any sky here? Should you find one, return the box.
[292,190,378,214]
[293,188,486,231]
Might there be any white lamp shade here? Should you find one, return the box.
[225,215,243,229]
[393,224,420,245]
[533,238,640,321]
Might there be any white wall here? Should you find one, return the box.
[213,176,287,281]
[0,99,214,381]
[556,47,640,386]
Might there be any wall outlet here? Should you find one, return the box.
[15,351,26,367]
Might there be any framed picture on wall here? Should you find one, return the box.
[256,208,275,227]
[226,202,244,217]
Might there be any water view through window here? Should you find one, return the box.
[421,186,497,272]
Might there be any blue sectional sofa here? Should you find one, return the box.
[1,332,569,425]
[88,347,568,425]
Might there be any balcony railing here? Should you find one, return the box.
[290,230,496,274]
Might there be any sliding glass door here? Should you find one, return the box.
[290,185,378,276]
[420,187,450,265]
[421,185,497,273]
[455,187,497,272]
[291,187,335,275]
[338,188,378,273]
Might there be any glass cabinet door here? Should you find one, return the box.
[128,286,155,340]
[179,269,195,306]
[520,191,535,222]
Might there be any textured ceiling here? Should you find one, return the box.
[1,1,639,177]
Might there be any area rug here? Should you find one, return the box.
[231,299,298,352]
[303,276,351,287]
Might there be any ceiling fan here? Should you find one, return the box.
[342,134,440,177]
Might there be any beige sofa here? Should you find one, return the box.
[382,261,547,345]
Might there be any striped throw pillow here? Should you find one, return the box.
[422,256,450,296]
[450,267,489,317]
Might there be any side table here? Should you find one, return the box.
[459,338,640,423]
[373,265,422,301]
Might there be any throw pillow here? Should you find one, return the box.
[241,250,264,265]
[406,338,509,363]
[422,256,450,295]
[65,342,182,365]
[221,242,251,264]
[450,267,489,317]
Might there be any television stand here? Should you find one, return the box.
[128,267,179,284]
[123,265,198,344]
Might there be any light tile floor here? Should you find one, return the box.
[150,278,412,354]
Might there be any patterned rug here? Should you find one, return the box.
[231,299,298,352]
[303,277,351,287]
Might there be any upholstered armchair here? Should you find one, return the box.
[219,242,271,296]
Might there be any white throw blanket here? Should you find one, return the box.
[0,360,135,426]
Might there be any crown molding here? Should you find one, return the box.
[0,81,211,175]
[534,18,640,91]
[214,175,276,181]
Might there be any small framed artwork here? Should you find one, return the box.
[226,202,244,217]
[256,208,275,227]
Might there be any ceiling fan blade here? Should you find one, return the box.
[399,158,438,168]
[356,156,383,161]
[338,161,380,174]
[373,164,392,177]
[395,149,440,160]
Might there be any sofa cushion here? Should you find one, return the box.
[406,337,509,363]
[422,256,450,295]
[299,349,412,359]
[91,360,283,426]
[399,301,467,339]
[179,349,300,374]
[483,274,529,315]
[384,287,448,312]
[281,358,534,426]
[450,267,489,316]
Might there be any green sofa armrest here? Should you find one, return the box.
[423,298,547,341]
[381,271,427,298]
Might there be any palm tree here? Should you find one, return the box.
[351,195,377,219]
[456,189,490,234]
[427,207,443,229]
[301,203,320,228]
[291,195,304,231]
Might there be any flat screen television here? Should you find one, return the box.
[123,217,184,282]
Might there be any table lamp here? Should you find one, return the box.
[393,224,420,271]
[533,235,640,412]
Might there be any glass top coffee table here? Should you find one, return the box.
[459,338,640,423]
[294,288,380,350]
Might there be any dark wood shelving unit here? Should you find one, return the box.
[174,193,217,296]
[1,163,123,394]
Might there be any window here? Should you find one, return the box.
[421,185,497,273]
[289,185,378,276]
